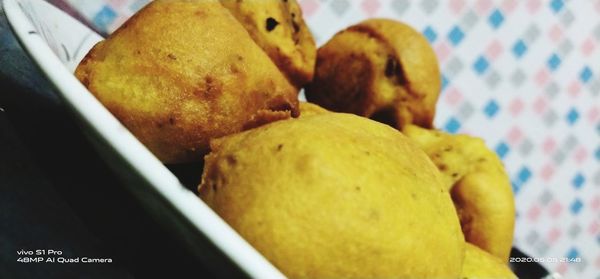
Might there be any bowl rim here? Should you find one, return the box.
[2,0,285,278]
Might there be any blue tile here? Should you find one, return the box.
[448,26,465,46]
[484,100,500,118]
[495,142,510,159]
[473,56,489,75]
[570,198,583,214]
[547,53,561,71]
[488,9,504,29]
[511,180,522,194]
[441,75,449,92]
[566,108,579,125]
[572,173,585,189]
[595,146,600,161]
[92,5,117,33]
[423,26,437,43]
[566,247,579,259]
[550,0,564,13]
[129,0,148,12]
[444,117,461,134]
[512,40,527,58]
[518,166,532,183]
[580,66,593,83]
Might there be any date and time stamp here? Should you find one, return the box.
[15,249,112,264]
[510,256,582,263]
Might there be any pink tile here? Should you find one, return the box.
[573,146,588,165]
[588,220,599,234]
[547,227,562,243]
[444,87,463,106]
[527,205,542,222]
[435,41,451,63]
[507,126,523,144]
[535,68,550,86]
[581,38,596,56]
[541,163,555,181]
[568,80,581,98]
[548,24,563,43]
[556,262,569,275]
[587,106,600,123]
[526,0,541,14]
[486,40,503,61]
[543,137,556,153]
[548,200,562,218]
[476,0,493,14]
[449,0,466,14]
[591,195,600,211]
[361,0,381,17]
[509,98,525,117]
[299,0,320,18]
[595,255,600,268]
[108,0,126,8]
[588,219,599,234]
[501,0,518,13]
[533,96,548,114]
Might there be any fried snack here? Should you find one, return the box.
[220,0,316,88]
[299,101,328,117]
[199,113,465,278]
[403,125,515,262]
[75,0,299,163]
[460,243,517,279]
[305,19,441,129]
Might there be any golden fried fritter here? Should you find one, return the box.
[460,243,517,279]
[298,101,328,117]
[199,113,464,278]
[75,0,299,163]
[305,19,441,129]
[403,125,515,262]
[220,0,316,88]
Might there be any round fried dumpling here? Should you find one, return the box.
[220,0,316,88]
[403,125,515,262]
[298,101,328,117]
[460,243,517,279]
[305,19,440,129]
[199,113,464,278]
[75,0,299,163]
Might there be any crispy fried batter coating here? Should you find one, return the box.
[305,19,441,129]
[460,243,517,279]
[75,0,299,163]
[403,125,515,262]
[220,0,316,88]
[298,101,328,117]
[199,113,464,278]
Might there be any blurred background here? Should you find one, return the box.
[4,0,600,278]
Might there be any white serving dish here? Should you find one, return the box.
[3,0,285,277]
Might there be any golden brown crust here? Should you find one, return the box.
[403,125,515,262]
[220,0,317,88]
[199,113,464,278]
[306,19,440,129]
[461,243,517,278]
[298,102,329,117]
[75,0,299,163]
